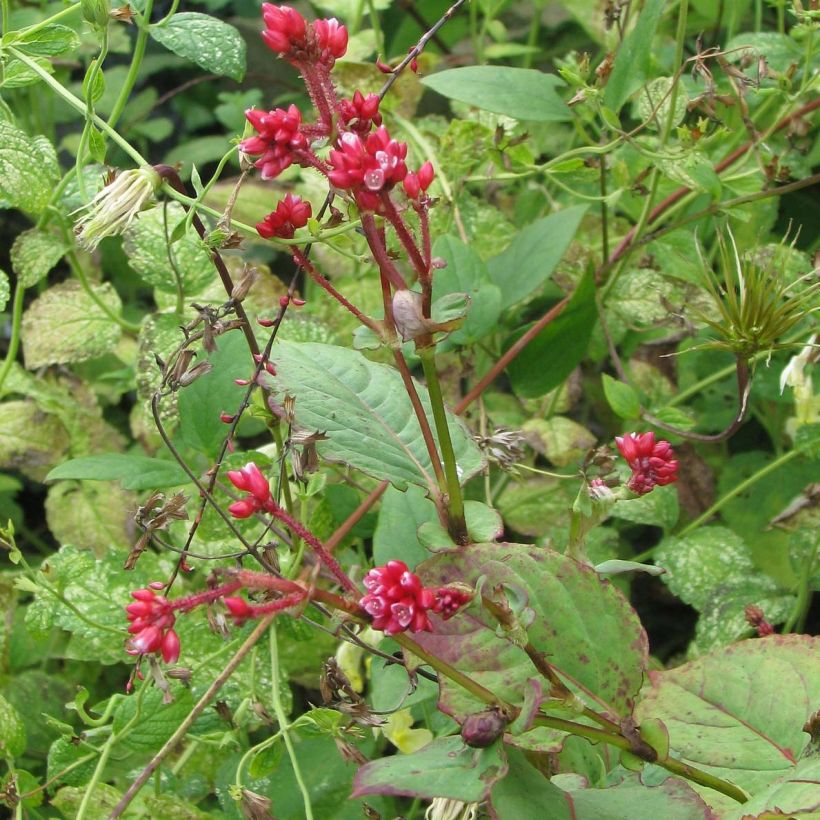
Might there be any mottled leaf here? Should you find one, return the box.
[123,203,214,294]
[0,693,26,757]
[0,399,70,481]
[10,228,67,287]
[0,121,60,213]
[21,280,123,367]
[150,13,246,81]
[47,453,189,491]
[523,417,596,468]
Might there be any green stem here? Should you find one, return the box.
[1,0,9,35]
[367,0,384,57]
[419,348,467,543]
[76,732,116,820]
[270,623,314,820]
[76,30,109,199]
[6,47,146,166]
[16,2,81,35]
[533,715,747,803]
[108,0,155,129]
[0,284,25,398]
[783,539,818,633]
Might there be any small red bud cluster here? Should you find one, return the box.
[241,105,308,181]
[256,193,312,240]
[359,560,472,635]
[125,587,180,663]
[615,432,679,495]
[226,462,277,518]
[744,604,775,637]
[261,3,347,68]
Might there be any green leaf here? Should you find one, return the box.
[635,635,820,794]
[262,340,484,490]
[492,749,715,819]
[0,121,60,213]
[21,280,123,368]
[635,77,688,131]
[414,542,647,751]
[497,477,577,538]
[82,59,105,103]
[0,54,54,89]
[123,203,214,294]
[602,374,642,420]
[431,235,502,348]
[352,736,508,801]
[176,331,253,458]
[10,228,66,287]
[506,268,597,399]
[52,784,123,817]
[13,24,80,56]
[150,13,246,81]
[47,736,97,788]
[603,0,667,112]
[723,758,820,818]
[47,453,189,490]
[422,66,570,122]
[373,484,437,569]
[113,684,195,755]
[0,693,26,757]
[613,484,679,530]
[488,205,587,310]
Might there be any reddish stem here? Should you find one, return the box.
[361,213,409,291]
[454,296,570,415]
[325,481,390,552]
[380,194,429,278]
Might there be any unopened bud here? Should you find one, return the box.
[230,267,257,302]
[461,708,508,748]
[220,412,236,424]
[257,316,275,328]
[391,289,427,342]
[82,0,111,29]
[431,257,447,269]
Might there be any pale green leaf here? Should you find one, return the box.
[602,374,642,420]
[0,693,26,757]
[0,399,70,481]
[150,13,246,81]
[636,635,820,794]
[10,228,67,287]
[724,758,820,818]
[373,484,437,569]
[13,24,80,56]
[0,270,9,311]
[523,417,597,467]
[123,203,214,294]
[21,280,123,367]
[352,736,507,802]
[613,484,679,530]
[262,341,484,490]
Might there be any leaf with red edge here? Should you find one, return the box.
[635,635,820,797]
[413,542,648,752]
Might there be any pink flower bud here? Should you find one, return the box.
[220,412,236,424]
[161,628,181,664]
[224,597,254,620]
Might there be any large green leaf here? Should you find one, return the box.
[21,280,123,368]
[505,268,597,399]
[0,121,60,213]
[413,542,648,751]
[352,736,508,802]
[635,635,820,795]
[431,234,502,348]
[0,399,70,482]
[262,341,484,490]
[421,66,571,122]
[0,693,26,758]
[47,453,189,491]
[373,484,437,569]
[488,205,587,310]
[150,13,246,81]
[724,758,820,818]
[603,0,668,113]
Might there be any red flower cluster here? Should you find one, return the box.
[257,194,312,239]
[340,90,382,135]
[241,105,308,181]
[262,3,347,66]
[360,560,472,635]
[226,462,276,518]
[126,587,180,663]
[615,432,679,495]
[329,127,409,210]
